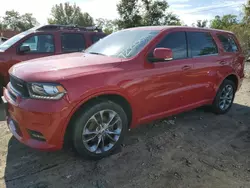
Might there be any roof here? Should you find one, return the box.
[124,26,234,34]
[34,24,103,33]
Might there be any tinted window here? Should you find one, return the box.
[188,32,218,57]
[20,34,54,53]
[217,34,239,53]
[92,35,105,43]
[155,31,187,60]
[61,33,85,53]
[229,37,239,52]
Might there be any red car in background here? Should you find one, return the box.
[2,26,245,159]
[0,25,107,94]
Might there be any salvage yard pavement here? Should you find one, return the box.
[0,68,249,188]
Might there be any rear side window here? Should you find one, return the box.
[92,35,105,43]
[187,32,218,57]
[218,34,239,52]
[61,33,85,53]
[155,31,187,60]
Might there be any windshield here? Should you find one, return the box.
[85,29,160,58]
[0,30,33,51]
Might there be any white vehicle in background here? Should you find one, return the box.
[0,37,8,45]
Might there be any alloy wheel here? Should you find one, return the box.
[219,84,234,111]
[82,109,122,154]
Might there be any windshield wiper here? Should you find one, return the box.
[88,52,105,56]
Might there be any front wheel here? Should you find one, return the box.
[72,100,128,160]
[212,79,236,114]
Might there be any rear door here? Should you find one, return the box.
[186,31,221,103]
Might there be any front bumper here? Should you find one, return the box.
[2,86,73,151]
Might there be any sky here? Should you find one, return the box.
[0,0,247,26]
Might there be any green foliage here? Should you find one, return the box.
[196,20,207,28]
[95,18,118,34]
[116,0,143,28]
[243,0,250,24]
[48,2,94,27]
[116,0,181,29]
[1,10,38,31]
[210,15,238,30]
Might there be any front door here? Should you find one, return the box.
[140,31,192,119]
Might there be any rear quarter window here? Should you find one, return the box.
[217,34,239,53]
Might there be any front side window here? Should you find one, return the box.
[20,34,55,53]
[85,29,160,58]
[155,31,187,60]
[0,30,32,51]
[187,32,218,57]
[61,33,85,53]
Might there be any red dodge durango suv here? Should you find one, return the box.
[0,24,106,94]
[1,26,245,159]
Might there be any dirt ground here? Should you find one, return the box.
[0,67,249,188]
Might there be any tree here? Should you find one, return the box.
[196,20,207,28]
[116,0,143,29]
[95,18,118,34]
[2,10,38,31]
[210,15,238,29]
[116,0,181,29]
[243,0,250,24]
[48,2,94,27]
[18,13,39,31]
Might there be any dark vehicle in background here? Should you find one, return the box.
[0,25,107,94]
[0,37,8,45]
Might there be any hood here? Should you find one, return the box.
[10,52,122,82]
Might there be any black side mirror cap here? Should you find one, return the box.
[19,45,30,53]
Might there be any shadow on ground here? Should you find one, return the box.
[2,103,250,188]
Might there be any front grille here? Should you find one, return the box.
[10,75,29,97]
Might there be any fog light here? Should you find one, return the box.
[27,130,46,141]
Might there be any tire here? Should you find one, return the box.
[0,85,2,96]
[211,79,236,114]
[72,100,128,160]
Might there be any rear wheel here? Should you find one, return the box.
[212,79,236,114]
[72,100,128,160]
[0,85,2,96]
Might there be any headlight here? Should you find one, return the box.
[28,83,66,100]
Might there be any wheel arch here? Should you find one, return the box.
[216,73,239,92]
[224,74,239,89]
[63,91,134,147]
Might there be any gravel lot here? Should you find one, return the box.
[0,65,249,188]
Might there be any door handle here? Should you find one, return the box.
[182,65,191,71]
[219,61,227,65]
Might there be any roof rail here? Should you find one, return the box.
[36,24,103,32]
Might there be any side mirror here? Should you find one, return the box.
[153,48,173,61]
[19,45,30,53]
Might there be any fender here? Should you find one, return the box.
[60,89,139,141]
[214,72,240,94]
